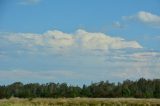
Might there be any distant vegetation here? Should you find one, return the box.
[0,78,160,99]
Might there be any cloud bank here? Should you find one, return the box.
[1,29,142,56]
[0,29,160,84]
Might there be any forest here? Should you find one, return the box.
[0,78,160,99]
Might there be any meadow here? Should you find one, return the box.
[0,98,160,106]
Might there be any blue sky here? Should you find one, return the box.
[0,0,160,85]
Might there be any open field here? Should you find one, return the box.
[0,98,160,106]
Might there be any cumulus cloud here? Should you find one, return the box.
[1,29,142,56]
[2,29,160,83]
[123,11,160,27]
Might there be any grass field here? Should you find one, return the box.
[0,98,160,106]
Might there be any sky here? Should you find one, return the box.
[0,0,160,85]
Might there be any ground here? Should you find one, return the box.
[0,98,160,106]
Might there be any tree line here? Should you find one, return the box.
[0,78,160,99]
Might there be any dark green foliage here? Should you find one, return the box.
[0,78,160,98]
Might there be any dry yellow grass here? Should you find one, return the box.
[0,98,160,106]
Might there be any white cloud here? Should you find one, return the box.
[1,29,142,56]
[2,29,160,82]
[75,29,142,50]
[123,11,160,27]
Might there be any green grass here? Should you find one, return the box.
[0,98,160,106]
